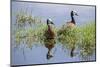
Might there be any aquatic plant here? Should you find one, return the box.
[14,11,45,48]
[57,21,95,59]
[57,25,80,57]
[15,11,42,29]
[79,22,96,60]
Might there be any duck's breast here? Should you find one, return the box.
[67,22,76,28]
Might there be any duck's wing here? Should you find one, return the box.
[44,28,56,39]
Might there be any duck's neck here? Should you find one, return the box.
[48,25,52,31]
[71,15,75,24]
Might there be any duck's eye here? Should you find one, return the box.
[75,13,78,16]
[50,22,54,25]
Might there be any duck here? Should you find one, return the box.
[67,11,78,57]
[45,19,55,39]
[66,10,78,28]
[44,19,56,60]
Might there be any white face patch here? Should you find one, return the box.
[48,18,52,22]
[73,11,78,16]
[47,18,55,30]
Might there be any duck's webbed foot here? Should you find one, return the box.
[47,54,53,60]
[70,51,74,57]
[70,47,75,57]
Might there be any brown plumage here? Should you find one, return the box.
[44,19,56,59]
[66,11,78,57]
[45,25,55,39]
[66,11,78,28]
[66,22,76,28]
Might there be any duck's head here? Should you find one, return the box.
[47,19,54,25]
[47,18,55,30]
[71,11,78,16]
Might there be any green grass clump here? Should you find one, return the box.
[15,22,47,48]
[15,29,27,45]
[79,22,96,60]
[14,11,47,48]
[57,26,79,50]
[57,21,95,59]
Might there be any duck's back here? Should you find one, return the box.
[66,22,76,28]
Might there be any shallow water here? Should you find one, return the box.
[11,43,95,65]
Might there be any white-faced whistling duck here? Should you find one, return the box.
[44,19,56,60]
[66,11,78,57]
[66,10,78,28]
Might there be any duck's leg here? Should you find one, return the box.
[47,48,53,59]
[70,46,75,57]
